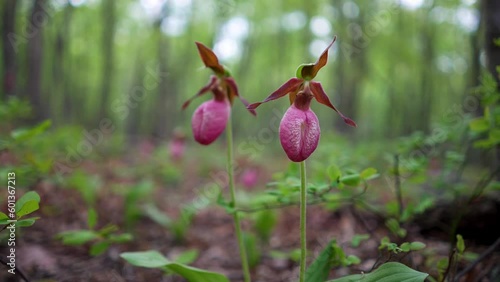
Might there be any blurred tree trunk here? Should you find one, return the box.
[61,4,73,121]
[126,56,145,146]
[483,0,500,179]
[484,0,500,84]
[2,0,17,98]
[151,19,172,141]
[53,2,73,122]
[275,0,286,86]
[385,3,404,137]
[418,8,436,134]
[26,0,46,121]
[334,0,365,133]
[98,0,116,121]
[468,1,483,96]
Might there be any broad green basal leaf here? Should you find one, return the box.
[58,230,99,245]
[305,240,335,282]
[121,250,169,268]
[327,262,428,282]
[121,250,229,282]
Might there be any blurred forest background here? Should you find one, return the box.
[2,0,497,143]
[1,0,500,281]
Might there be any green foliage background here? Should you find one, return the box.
[0,0,484,149]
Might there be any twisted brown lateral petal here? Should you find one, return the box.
[247,78,303,110]
[182,75,218,110]
[225,77,256,116]
[309,81,357,127]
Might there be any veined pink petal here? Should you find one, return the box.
[191,99,230,145]
[279,105,320,162]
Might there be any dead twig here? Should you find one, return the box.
[454,236,500,281]
[0,257,31,282]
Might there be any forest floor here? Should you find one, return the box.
[1,152,499,282]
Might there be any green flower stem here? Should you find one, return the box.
[299,160,307,282]
[226,114,252,282]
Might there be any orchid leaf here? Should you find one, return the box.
[305,240,336,282]
[328,262,428,282]
[121,251,229,282]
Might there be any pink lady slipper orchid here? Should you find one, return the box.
[182,42,256,145]
[168,129,186,161]
[248,37,356,162]
[240,168,259,189]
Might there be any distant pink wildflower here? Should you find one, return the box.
[240,168,259,188]
[168,130,186,160]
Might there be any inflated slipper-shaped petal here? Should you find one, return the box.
[279,105,320,162]
[191,99,230,145]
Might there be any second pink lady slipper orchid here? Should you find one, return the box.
[248,37,356,162]
[183,42,256,145]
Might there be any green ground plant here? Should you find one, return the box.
[0,191,41,281]
[56,208,133,256]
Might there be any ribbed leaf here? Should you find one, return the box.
[305,240,336,282]
[121,250,230,282]
[328,262,428,282]
[15,191,41,213]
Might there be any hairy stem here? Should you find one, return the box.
[226,114,252,282]
[299,160,307,282]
